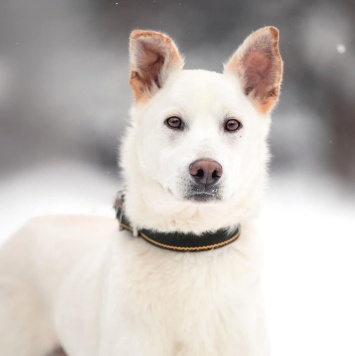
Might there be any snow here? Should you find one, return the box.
[0,161,118,239]
[0,162,354,355]
[261,174,355,356]
[337,44,346,54]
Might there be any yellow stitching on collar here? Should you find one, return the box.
[139,231,240,251]
[119,222,240,251]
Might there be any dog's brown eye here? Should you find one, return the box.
[224,119,242,132]
[165,116,183,130]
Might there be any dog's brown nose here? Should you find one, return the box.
[189,159,223,186]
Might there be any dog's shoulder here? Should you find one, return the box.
[1,215,117,262]
[14,215,116,237]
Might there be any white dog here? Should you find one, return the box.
[0,27,283,356]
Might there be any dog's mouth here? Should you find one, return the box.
[185,184,222,203]
[187,193,221,203]
[167,184,222,203]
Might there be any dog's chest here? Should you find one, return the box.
[106,235,263,354]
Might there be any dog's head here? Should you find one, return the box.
[122,28,282,217]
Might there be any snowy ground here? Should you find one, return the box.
[261,174,355,356]
[0,161,119,239]
[0,161,354,356]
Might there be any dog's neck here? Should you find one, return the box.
[120,176,263,235]
[115,193,241,251]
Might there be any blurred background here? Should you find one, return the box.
[0,0,354,355]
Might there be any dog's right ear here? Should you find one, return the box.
[129,30,184,103]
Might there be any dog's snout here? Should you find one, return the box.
[189,159,223,186]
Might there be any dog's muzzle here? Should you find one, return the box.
[187,159,223,202]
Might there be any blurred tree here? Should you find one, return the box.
[0,0,354,184]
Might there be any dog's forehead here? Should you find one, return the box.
[162,69,244,113]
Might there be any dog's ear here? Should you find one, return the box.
[224,27,283,115]
[129,30,184,103]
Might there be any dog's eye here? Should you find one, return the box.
[224,119,242,132]
[165,116,183,130]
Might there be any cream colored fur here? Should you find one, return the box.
[0,27,282,356]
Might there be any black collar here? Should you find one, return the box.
[114,192,241,252]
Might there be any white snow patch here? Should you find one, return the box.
[262,173,355,356]
[0,160,118,240]
[337,44,346,54]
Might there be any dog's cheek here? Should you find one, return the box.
[136,136,162,179]
[235,133,268,196]
[221,172,240,201]
[137,134,182,193]
[161,165,187,200]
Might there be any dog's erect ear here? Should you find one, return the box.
[129,30,184,103]
[224,27,283,115]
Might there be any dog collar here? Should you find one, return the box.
[114,192,241,252]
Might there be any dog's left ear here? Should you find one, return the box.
[224,27,283,115]
[129,30,184,103]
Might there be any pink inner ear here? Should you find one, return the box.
[136,41,165,90]
[242,50,275,98]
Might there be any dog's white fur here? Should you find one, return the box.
[0,27,283,356]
